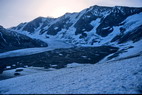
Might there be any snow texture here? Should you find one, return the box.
[0,56,142,94]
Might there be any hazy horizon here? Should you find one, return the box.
[0,0,142,28]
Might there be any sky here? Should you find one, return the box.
[0,0,142,28]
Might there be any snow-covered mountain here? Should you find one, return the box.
[2,5,141,71]
[1,5,141,69]
[11,5,142,46]
[0,26,48,53]
[0,5,142,94]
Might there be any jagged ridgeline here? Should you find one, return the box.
[11,5,142,45]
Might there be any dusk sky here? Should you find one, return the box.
[0,0,142,28]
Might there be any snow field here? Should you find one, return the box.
[0,55,142,94]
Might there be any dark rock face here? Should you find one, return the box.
[0,46,118,69]
[74,6,112,36]
[96,7,142,37]
[47,16,73,35]
[12,17,55,34]
[0,26,48,53]
[22,17,44,33]
[74,13,96,35]
[111,25,142,44]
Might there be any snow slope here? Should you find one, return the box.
[0,55,142,94]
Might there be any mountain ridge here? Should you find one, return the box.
[10,5,142,47]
